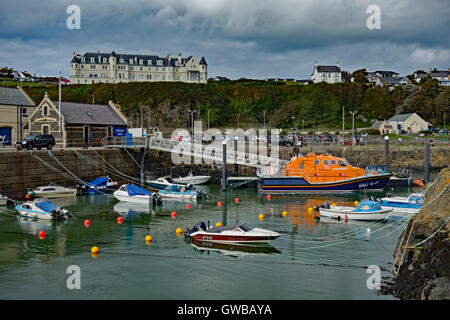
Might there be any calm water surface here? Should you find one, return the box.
[0,186,415,299]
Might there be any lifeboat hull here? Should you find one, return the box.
[258,174,391,193]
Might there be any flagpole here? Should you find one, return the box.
[59,72,61,133]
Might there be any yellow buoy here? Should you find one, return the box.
[258,214,264,220]
[332,203,336,206]
[354,201,359,206]
[282,211,287,217]
[176,228,183,235]
[308,207,313,213]
[145,235,152,242]
[91,246,99,254]
[216,222,222,227]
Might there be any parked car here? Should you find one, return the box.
[15,134,55,150]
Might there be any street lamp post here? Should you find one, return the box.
[263,110,266,129]
[350,110,357,146]
[188,109,197,143]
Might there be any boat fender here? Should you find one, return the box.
[98,137,103,144]
[321,202,331,209]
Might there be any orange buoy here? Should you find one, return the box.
[91,246,99,254]
[217,201,222,207]
[235,198,239,203]
[25,194,31,200]
[186,203,191,209]
[117,216,123,224]
[84,219,91,227]
[171,211,177,219]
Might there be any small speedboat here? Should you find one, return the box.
[146,176,184,191]
[158,184,204,199]
[28,183,77,198]
[113,184,162,204]
[0,194,6,206]
[15,198,73,220]
[185,222,281,244]
[317,200,392,221]
[172,171,211,185]
[79,176,117,194]
[376,193,424,214]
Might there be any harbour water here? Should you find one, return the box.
[0,186,415,299]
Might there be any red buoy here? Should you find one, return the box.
[171,211,177,219]
[84,219,91,227]
[186,204,191,209]
[117,217,123,224]
[235,198,239,203]
[38,230,45,239]
[217,201,222,207]
[267,195,272,200]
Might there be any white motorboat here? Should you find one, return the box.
[80,176,117,194]
[0,194,6,206]
[172,172,211,185]
[28,184,77,198]
[376,193,424,214]
[15,198,73,220]
[113,184,162,204]
[158,184,205,199]
[186,222,281,244]
[317,200,392,221]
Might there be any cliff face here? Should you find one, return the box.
[391,167,450,299]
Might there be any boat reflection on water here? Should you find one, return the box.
[16,215,68,235]
[113,202,152,217]
[187,238,281,258]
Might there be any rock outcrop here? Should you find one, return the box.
[391,167,450,299]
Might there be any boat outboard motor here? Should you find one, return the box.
[321,202,331,209]
[199,221,207,231]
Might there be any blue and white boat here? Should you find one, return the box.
[146,176,184,191]
[317,200,392,221]
[158,184,202,199]
[377,193,424,214]
[79,176,117,194]
[15,198,73,220]
[113,184,162,204]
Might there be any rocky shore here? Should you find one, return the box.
[389,167,450,299]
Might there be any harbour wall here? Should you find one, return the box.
[0,149,138,200]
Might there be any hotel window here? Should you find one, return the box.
[140,67,143,71]
[81,57,85,62]
[139,59,143,64]
[147,75,152,80]
[90,65,96,69]
[139,74,144,80]
[130,67,134,71]
[90,57,95,63]
[157,60,163,65]
[119,58,124,63]
[129,59,134,64]
[162,75,165,80]
[162,68,165,72]
[148,60,152,65]
[103,58,107,63]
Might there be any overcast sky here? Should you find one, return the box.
[0,0,449,79]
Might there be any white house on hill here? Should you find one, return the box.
[311,62,342,84]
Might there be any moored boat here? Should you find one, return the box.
[172,171,211,185]
[317,200,392,221]
[158,184,205,199]
[113,184,162,204]
[258,153,392,193]
[15,198,73,220]
[28,183,77,198]
[185,222,281,243]
[0,194,6,206]
[146,176,184,191]
[79,176,117,194]
[376,193,424,214]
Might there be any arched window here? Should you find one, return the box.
[43,106,48,117]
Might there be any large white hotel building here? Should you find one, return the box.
[70,51,207,84]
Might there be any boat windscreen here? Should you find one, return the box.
[239,224,253,232]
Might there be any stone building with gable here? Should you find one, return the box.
[27,93,128,148]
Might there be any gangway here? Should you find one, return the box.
[106,136,287,170]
